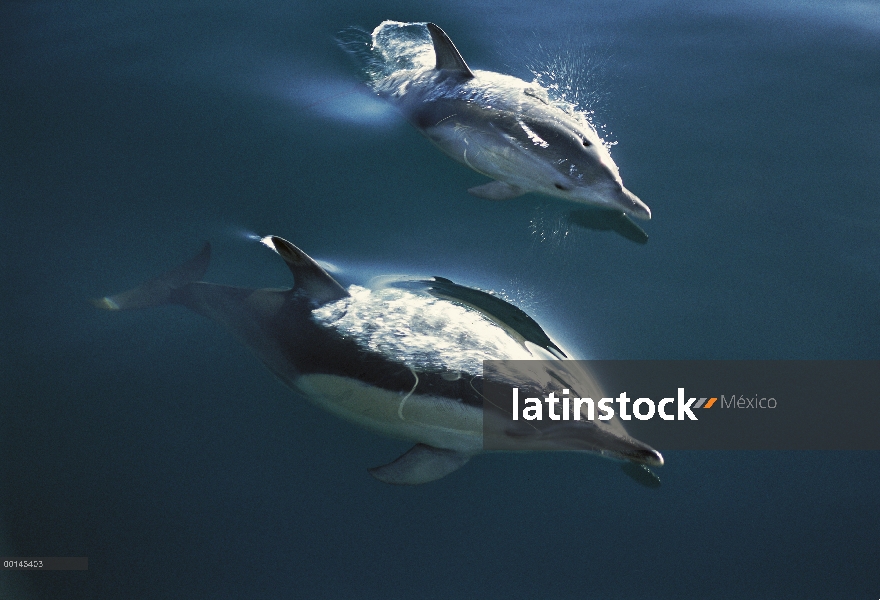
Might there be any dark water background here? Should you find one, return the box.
[2,0,879,598]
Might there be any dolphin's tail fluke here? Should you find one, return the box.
[92,243,211,311]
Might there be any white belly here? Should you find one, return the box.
[294,373,483,454]
[427,122,556,190]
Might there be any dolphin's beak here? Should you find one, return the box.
[624,443,664,467]
[620,187,652,220]
[519,421,665,467]
[596,429,664,466]
[594,428,665,467]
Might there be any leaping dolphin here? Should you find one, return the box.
[362,21,651,221]
[94,236,662,485]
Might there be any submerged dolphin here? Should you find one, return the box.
[363,22,650,220]
[95,236,662,485]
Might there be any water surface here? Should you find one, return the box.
[2,1,878,598]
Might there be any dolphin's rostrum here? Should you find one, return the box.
[95,236,662,485]
[356,21,651,221]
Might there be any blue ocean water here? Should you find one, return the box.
[2,1,879,598]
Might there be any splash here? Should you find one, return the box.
[525,40,618,150]
[338,21,435,85]
[528,204,573,249]
[228,228,264,242]
[312,285,533,374]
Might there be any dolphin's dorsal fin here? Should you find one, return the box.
[261,236,349,306]
[426,23,474,78]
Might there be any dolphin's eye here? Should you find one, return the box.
[555,183,571,191]
[582,138,592,147]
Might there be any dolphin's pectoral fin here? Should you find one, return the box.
[468,181,525,201]
[260,235,349,306]
[368,444,471,485]
[92,242,211,310]
[620,461,662,488]
[426,23,474,79]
